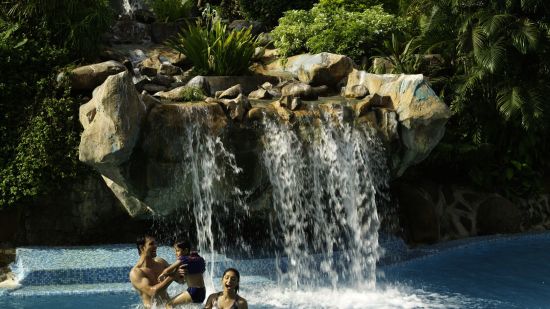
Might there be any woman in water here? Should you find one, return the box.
[204,268,248,309]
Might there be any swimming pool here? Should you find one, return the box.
[1,232,549,308]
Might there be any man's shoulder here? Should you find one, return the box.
[130,265,145,275]
[129,266,145,282]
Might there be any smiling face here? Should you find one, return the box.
[141,237,157,258]
[222,270,239,292]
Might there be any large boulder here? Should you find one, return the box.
[364,73,451,176]
[79,71,148,216]
[344,70,399,98]
[281,82,317,100]
[70,61,127,91]
[343,69,371,98]
[255,53,354,88]
[79,71,145,166]
[203,75,279,96]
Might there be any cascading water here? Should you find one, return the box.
[146,105,243,285]
[121,0,144,15]
[262,110,389,289]
[141,102,389,295]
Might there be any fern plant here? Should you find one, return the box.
[167,8,258,75]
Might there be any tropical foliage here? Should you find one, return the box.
[1,0,113,59]
[371,33,422,74]
[168,8,258,75]
[317,0,401,14]
[0,1,108,208]
[272,4,409,62]
[1,0,549,209]
[400,0,550,197]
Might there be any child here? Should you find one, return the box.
[160,241,207,307]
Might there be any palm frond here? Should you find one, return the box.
[484,14,514,36]
[510,18,539,54]
[474,37,506,73]
[497,86,523,121]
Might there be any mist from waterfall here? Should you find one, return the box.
[261,114,389,289]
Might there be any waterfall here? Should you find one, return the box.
[146,105,243,284]
[146,102,389,290]
[121,0,144,15]
[184,124,241,254]
[262,112,389,289]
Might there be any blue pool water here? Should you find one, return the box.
[1,232,549,308]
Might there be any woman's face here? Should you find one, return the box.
[222,270,239,292]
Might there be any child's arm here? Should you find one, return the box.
[158,260,182,281]
[164,260,182,274]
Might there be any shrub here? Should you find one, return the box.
[269,10,314,57]
[1,0,114,60]
[146,0,194,22]
[272,5,409,62]
[167,10,258,75]
[0,11,88,208]
[317,0,400,14]
[0,89,83,207]
[179,86,206,101]
[238,0,316,27]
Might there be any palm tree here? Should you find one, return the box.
[405,0,550,196]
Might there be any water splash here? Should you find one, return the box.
[262,111,389,289]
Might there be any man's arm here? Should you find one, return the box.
[130,268,174,297]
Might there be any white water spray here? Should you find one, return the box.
[262,111,389,289]
[147,105,243,287]
[121,0,144,15]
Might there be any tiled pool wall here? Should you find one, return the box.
[10,245,282,287]
[13,233,544,288]
[18,267,130,286]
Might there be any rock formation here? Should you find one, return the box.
[76,52,451,217]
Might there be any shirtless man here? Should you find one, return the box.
[129,235,175,308]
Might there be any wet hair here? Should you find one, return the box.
[136,235,154,255]
[223,268,240,293]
